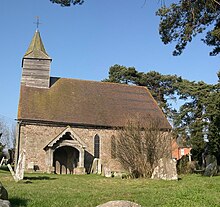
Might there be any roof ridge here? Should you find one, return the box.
[58,77,149,89]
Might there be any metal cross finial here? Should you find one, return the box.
[34,16,41,30]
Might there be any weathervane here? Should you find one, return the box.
[34,16,41,30]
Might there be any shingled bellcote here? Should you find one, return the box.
[21,30,52,88]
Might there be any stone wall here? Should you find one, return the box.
[18,123,123,173]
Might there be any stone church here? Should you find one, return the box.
[15,30,171,174]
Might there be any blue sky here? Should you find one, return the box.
[0,0,219,124]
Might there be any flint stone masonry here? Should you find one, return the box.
[97,200,141,207]
[0,199,11,207]
[151,158,178,180]
[0,183,8,200]
[18,124,123,174]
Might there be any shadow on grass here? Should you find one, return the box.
[0,166,10,172]
[24,176,57,181]
[10,197,28,207]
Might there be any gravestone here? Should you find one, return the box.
[90,158,102,174]
[0,199,11,207]
[0,183,8,200]
[103,167,112,178]
[151,158,178,180]
[27,162,34,170]
[15,150,26,181]
[97,200,141,207]
[61,165,66,174]
[55,161,60,174]
[205,155,217,166]
[7,150,26,182]
[0,158,5,167]
[204,161,218,177]
[203,155,218,177]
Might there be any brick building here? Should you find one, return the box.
[15,30,171,174]
[172,139,191,160]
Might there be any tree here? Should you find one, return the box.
[205,73,220,164]
[0,119,16,153]
[0,120,9,160]
[157,0,220,56]
[0,134,4,160]
[0,119,10,149]
[173,74,220,164]
[173,80,212,162]
[116,115,172,178]
[103,64,141,84]
[50,0,83,6]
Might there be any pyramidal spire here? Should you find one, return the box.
[23,30,51,59]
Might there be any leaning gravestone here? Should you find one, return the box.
[151,158,178,180]
[97,200,141,207]
[15,150,26,181]
[8,150,26,182]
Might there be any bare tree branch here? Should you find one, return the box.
[116,114,172,178]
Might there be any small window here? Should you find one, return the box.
[180,148,185,156]
[111,135,117,159]
[94,134,100,158]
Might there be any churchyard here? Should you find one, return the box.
[0,168,220,207]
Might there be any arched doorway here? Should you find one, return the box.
[53,146,79,174]
[44,127,86,174]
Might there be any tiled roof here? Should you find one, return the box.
[18,78,171,129]
[23,30,51,59]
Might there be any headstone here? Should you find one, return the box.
[7,150,26,182]
[151,158,178,180]
[61,165,66,174]
[7,164,17,182]
[15,150,26,181]
[97,159,102,174]
[55,161,60,174]
[0,199,11,207]
[27,162,34,170]
[0,158,5,167]
[112,171,123,178]
[90,158,102,174]
[103,167,112,178]
[97,200,141,207]
[0,183,8,200]
[205,155,217,167]
[203,161,218,177]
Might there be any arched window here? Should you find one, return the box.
[111,135,117,159]
[94,134,100,158]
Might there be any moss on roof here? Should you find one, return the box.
[18,78,171,129]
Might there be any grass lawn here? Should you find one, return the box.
[0,168,220,207]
